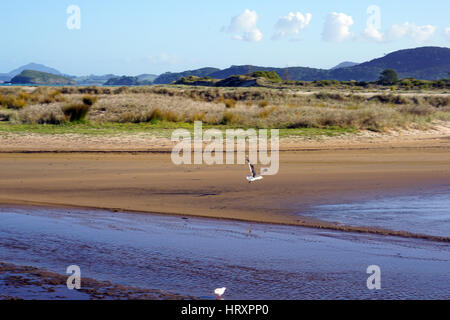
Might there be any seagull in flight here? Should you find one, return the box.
[246,158,264,183]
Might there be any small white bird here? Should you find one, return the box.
[214,287,227,299]
[246,158,264,183]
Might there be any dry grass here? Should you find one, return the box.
[0,87,66,109]
[3,89,95,124]
[13,103,66,124]
[1,86,449,132]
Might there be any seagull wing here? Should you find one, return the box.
[248,160,256,177]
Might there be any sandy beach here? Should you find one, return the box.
[0,125,449,240]
[1,123,450,300]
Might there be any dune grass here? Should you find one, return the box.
[0,86,448,136]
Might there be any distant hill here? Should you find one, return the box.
[104,75,154,86]
[2,46,448,85]
[74,74,119,85]
[174,74,276,87]
[208,65,329,82]
[136,74,158,82]
[8,63,63,77]
[331,61,359,69]
[341,46,450,80]
[209,65,279,79]
[157,47,450,83]
[153,67,220,84]
[0,63,65,82]
[10,70,76,85]
[104,76,141,86]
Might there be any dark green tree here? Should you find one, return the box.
[379,69,398,85]
[251,71,282,82]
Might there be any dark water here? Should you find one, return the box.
[302,189,450,238]
[0,205,449,300]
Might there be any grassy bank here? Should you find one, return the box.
[0,121,355,138]
[0,86,449,134]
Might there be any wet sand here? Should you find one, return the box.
[0,262,192,300]
[0,146,450,241]
[0,124,450,241]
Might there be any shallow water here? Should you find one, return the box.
[302,189,450,238]
[0,206,449,299]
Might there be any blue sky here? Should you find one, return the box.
[0,0,449,75]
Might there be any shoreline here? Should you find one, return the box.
[1,125,449,242]
[1,192,449,243]
[0,261,193,300]
[1,205,449,300]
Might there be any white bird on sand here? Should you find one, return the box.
[214,287,227,299]
[246,158,264,183]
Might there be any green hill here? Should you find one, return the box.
[104,76,141,86]
[104,75,154,86]
[10,70,76,85]
[153,67,220,84]
[331,61,359,69]
[136,74,158,82]
[329,46,450,81]
[156,47,450,83]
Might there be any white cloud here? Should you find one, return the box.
[226,9,263,42]
[386,22,435,43]
[363,25,384,42]
[364,22,436,43]
[445,27,450,42]
[322,12,354,42]
[272,12,312,40]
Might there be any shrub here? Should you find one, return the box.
[11,97,27,109]
[61,94,98,122]
[113,86,129,94]
[316,80,339,87]
[189,112,206,122]
[224,99,237,108]
[315,92,345,101]
[399,105,434,116]
[149,108,164,122]
[258,100,269,108]
[14,104,66,124]
[251,71,282,82]
[369,94,407,105]
[0,94,27,109]
[378,69,398,85]
[164,110,179,122]
[62,103,90,122]
[258,107,274,119]
[221,111,235,125]
[82,95,98,106]
[0,109,13,121]
[18,91,32,101]
[423,96,449,108]
[31,88,65,104]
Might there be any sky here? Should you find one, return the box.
[0,0,449,76]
